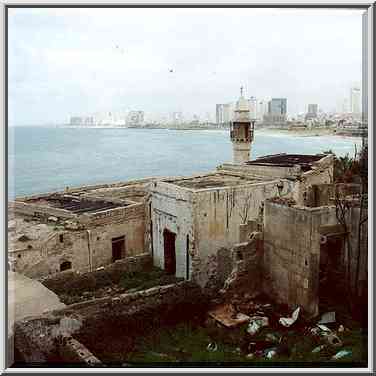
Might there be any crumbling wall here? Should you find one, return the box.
[293,155,334,206]
[221,232,263,299]
[263,201,337,317]
[347,206,368,299]
[14,281,206,365]
[150,182,194,279]
[192,180,293,288]
[10,202,147,279]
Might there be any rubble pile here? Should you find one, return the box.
[206,294,355,362]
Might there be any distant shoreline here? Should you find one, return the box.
[59,124,366,138]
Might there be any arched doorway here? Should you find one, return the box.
[60,261,72,272]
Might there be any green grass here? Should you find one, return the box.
[42,266,182,304]
[125,322,367,366]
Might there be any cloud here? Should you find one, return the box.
[8,7,363,124]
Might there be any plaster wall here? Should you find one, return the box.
[263,202,338,317]
[150,182,194,279]
[192,180,295,288]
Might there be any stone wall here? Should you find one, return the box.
[263,201,338,317]
[192,180,294,288]
[14,281,206,365]
[221,232,263,299]
[10,202,147,279]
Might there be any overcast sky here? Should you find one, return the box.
[8,7,364,125]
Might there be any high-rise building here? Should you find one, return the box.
[216,103,233,126]
[248,96,257,120]
[263,98,287,125]
[171,111,183,124]
[256,99,269,121]
[127,111,144,125]
[350,86,361,114]
[305,104,318,120]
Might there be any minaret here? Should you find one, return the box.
[230,87,255,164]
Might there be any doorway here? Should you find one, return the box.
[319,234,346,309]
[163,229,176,275]
[112,235,126,262]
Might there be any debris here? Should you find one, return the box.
[310,327,321,336]
[208,304,250,328]
[48,216,58,222]
[317,324,331,332]
[312,345,325,353]
[331,349,352,360]
[265,348,278,359]
[279,307,300,327]
[246,353,255,359]
[318,311,336,324]
[206,342,218,352]
[338,325,345,332]
[246,316,269,335]
[265,333,281,344]
[323,333,343,348]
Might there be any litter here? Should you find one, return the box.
[312,345,325,353]
[279,307,300,327]
[208,304,250,328]
[265,333,281,344]
[265,348,278,359]
[317,324,331,332]
[323,333,343,348]
[332,349,352,360]
[318,311,336,324]
[246,316,269,335]
[206,342,218,352]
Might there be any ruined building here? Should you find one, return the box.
[8,91,367,320]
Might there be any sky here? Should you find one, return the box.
[8,7,364,125]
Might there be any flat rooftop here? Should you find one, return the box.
[165,173,266,190]
[246,153,325,171]
[24,194,126,214]
[83,185,148,203]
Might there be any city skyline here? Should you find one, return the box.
[9,8,363,125]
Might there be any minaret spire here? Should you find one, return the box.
[230,89,255,164]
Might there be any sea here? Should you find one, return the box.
[8,126,362,199]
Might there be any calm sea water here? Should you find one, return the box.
[8,126,362,199]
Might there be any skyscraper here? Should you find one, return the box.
[350,86,361,114]
[263,98,287,125]
[305,104,318,120]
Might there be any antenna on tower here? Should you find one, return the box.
[240,86,244,97]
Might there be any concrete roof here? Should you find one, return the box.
[164,173,264,190]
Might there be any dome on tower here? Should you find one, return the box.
[234,86,250,121]
[236,96,250,112]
